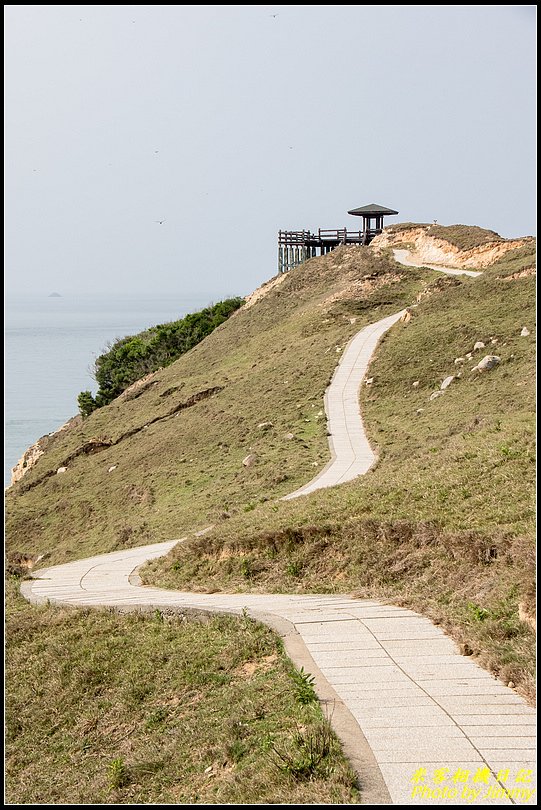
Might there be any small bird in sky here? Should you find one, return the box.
[155,219,166,225]
[270,13,279,18]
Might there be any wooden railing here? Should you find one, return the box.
[277,226,382,272]
[278,228,368,246]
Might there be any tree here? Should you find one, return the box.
[77,390,98,418]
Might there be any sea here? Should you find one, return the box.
[4,292,213,487]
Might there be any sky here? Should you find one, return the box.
[4,5,537,298]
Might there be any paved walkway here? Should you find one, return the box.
[23,544,536,805]
[283,310,406,500]
[393,248,482,278]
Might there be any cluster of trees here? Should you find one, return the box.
[77,298,243,417]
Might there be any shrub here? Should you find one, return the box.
[78,298,244,412]
[77,390,98,418]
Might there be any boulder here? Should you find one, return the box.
[441,375,455,390]
[56,466,67,474]
[471,355,501,373]
[242,454,257,467]
[520,326,530,337]
[400,309,412,323]
[429,391,443,401]
[473,341,486,351]
[257,421,273,430]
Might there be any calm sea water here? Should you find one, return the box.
[4,293,212,486]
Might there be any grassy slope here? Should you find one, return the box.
[6,246,433,564]
[5,582,357,804]
[5,244,433,804]
[5,230,536,804]
[141,240,536,701]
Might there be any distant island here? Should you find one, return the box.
[48,292,62,297]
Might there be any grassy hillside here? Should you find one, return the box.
[6,246,434,564]
[5,228,536,803]
[139,239,536,700]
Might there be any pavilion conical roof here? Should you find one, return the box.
[348,203,399,216]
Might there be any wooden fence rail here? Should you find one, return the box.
[277,226,379,272]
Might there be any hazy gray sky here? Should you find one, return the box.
[4,5,536,297]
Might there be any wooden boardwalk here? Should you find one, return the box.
[278,227,379,273]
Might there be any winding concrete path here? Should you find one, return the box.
[20,257,536,803]
[283,309,406,500]
[23,544,536,805]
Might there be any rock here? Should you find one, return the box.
[490,338,498,345]
[507,681,515,689]
[454,357,464,365]
[56,466,67,474]
[412,380,420,388]
[335,346,342,353]
[400,309,412,323]
[242,454,257,467]
[416,408,425,414]
[349,317,357,324]
[465,352,473,360]
[429,391,443,401]
[285,433,295,440]
[473,341,485,351]
[441,375,455,390]
[471,355,501,373]
[108,465,117,473]
[520,326,530,336]
[365,377,374,385]
[257,421,273,430]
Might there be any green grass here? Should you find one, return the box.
[5,580,358,805]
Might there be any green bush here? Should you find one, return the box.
[77,390,98,418]
[78,298,243,412]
